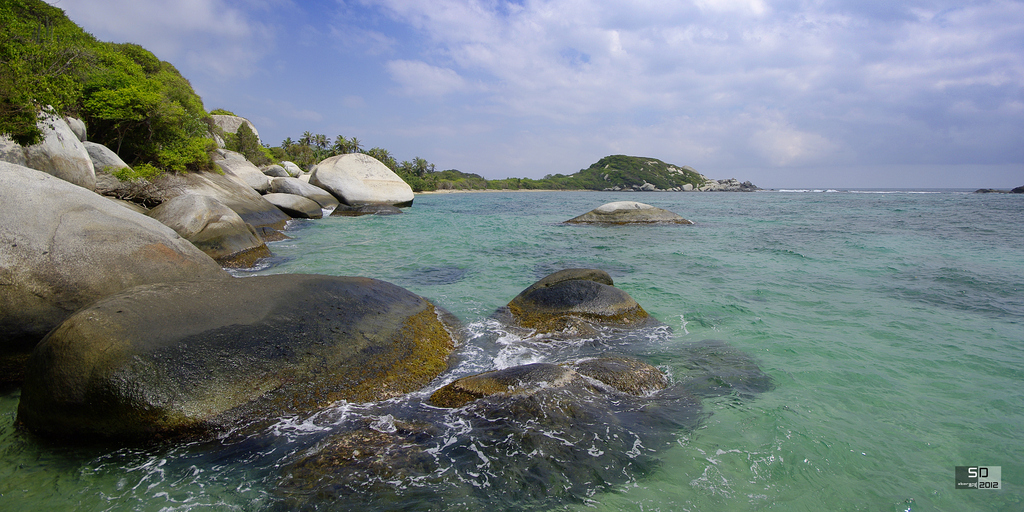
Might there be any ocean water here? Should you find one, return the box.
[2,189,1022,511]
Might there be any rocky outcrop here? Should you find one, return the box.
[210,114,262,145]
[17,274,462,440]
[148,170,290,234]
[270,177,339,209]
[0,163,229,380]
[263,193,324,219]
[429,356,668,408]
[698,178,759,192]
[493,268,658,335]
[330,204,404,216]
[212,149,271,193]
[0,113,96,190]
[261,164,290,178]
[148,194,272,267]
[565,201,693,225]
[310,153,415,207]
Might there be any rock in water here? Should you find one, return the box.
[330,204,404,217]
[0,163,228,379]
[310,153,415,207]
[269,177,339,209]
[565,201,693,224]
[148,194,272,267]
[493,268,657,335]
[263,193,324,219]
[17,274,462,440]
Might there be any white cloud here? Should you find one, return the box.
[385,60,469,96]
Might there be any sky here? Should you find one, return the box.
[47,0,1023,188]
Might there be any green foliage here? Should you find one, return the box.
[209,108,235,116]
[0,0,214,172]
[230,122,269,165]
[111,162,164,182]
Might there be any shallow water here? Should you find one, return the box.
[2,190,1022,511]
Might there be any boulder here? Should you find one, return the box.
[565,201,693,225]
[1014,186,1024,194]
[330,204,403,217]
[17,274,462,440]
[64,116,87,142]
[148,170,291,234]
[211,148,271,193]
[429,356,667,408]
[0,163,228,380]
[270,177,340,209]
[210,114,262,145]
[148,194,272,267]
[310,153,414,207]
[0,112,96,190]
[493,269,657,334]
[261,164,290,178]
[281,161,303,177]
[83,141,129,173]
[263,193,324,219]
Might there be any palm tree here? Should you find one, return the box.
[349,137,362,154]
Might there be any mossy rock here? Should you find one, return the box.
[494,269,657,334]
[17,274,462,440]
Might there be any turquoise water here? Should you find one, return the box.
[2,190,1022,511]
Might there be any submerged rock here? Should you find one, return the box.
[493,268,657,335]
[676,339,775,399]
[330,204,404,217]
[429,356,668,408]
[17,274,462,440]
[565,201,693,225]
[0,163,228,381]
[310,153,414,207]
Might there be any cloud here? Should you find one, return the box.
[385,60,469,96]
[47,0,276,79]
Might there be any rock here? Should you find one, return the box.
[676,340,775,399]
[106,197,149,215]
[17,274,461,440]
[64,116,87,142]
[682,183,694,191]
[212,149,271,193]
[148,170,291,234]
[263,193,324,219]
[210,114,262,145]
[281,161,303,177]
[493,268,657,335]
[0,163,228,380]
[1014,186,1024,194]
[270,177,339,209]
[429,356,668,408]
[565,201,693,225]
[640,182,657,191]
[310,153,414,207]
[0,112,96,190]
[261,164,290,178]
[83,141,129,173]
[330,204,404,217]
[148,194,272,267]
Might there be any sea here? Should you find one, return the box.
[1,189,1022,511]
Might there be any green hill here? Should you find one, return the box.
[567,155,706,190]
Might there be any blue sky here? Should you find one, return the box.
[49,0,1023,188]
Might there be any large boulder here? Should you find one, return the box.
[17,274,462,440]
[210,114,262,145]
[261,164,290,178]
[0,163,229,379]
[263,193,324,219]
[212,149,271,193]
[64,116,87,142]
[270,177,340,209]
[148,194,272,267]
[565,201,693,224]
[148,170,291,234]
[310,153,414,207]
[0,113,96,190]
[493,269,657,335]
[281,161,303,177]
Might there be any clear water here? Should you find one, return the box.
[2,190,1022,511]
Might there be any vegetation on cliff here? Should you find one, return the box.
[1,0,214,172]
